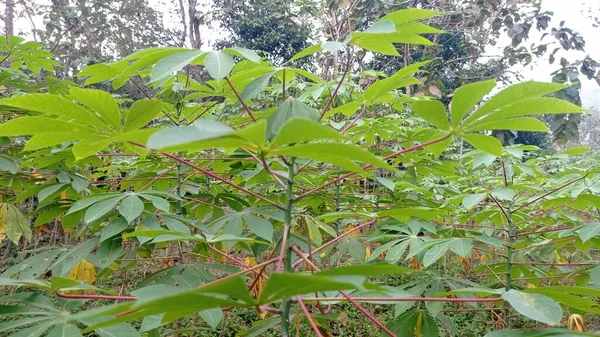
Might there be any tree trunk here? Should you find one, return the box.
[5,0,14,37]
[188,0,201,49]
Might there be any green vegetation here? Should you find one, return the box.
[1,4,600,337]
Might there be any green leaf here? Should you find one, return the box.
[267,97,319,140]
[67,194,122,214]
[419,312,439,337]
[204,51,235,80]
[462,82,568,125]
[139,194,170,213]
[485,328,596,337]
[70,87,121,131]
[240,72,275,101]
[151,50,205,83]
[322,102,362,119]
[223,47,260,63]
[471,98,583,126]
[379,8,442,24]
[146,120,245,152]
[289,44,323,62]
[376,177,395,191]
[350,37,399,55]
[272,143,394,172]
[0,117,103,138]
[464,117,549,132]
[271,118,347,147]
[411,100,450,130]
[259,274,360,303]
[501,289,562,325]
[423,240,453,267]
[84,196,123,224]
[317,263,412,277]
[198,308,223,330]
[461,134,503,157]
[0,94,105,127]
[450,80,496,126]
[492,188,515,201]
[123,100,164,132]
[118,194,145,224]
[363,62,428,100]
[38,183,68,203]
[47,324,84,337]
[6,322,51,337]
[236,317,279,337]
[378,207,446,222]
[387,310,419,335]
[578,222,600,243]
[462,193,487,210]
[450,238,472,257]
[100,218,128,242]
[244,215,273,242]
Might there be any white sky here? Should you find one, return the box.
[493,0,600,108]
[11,0,600,108]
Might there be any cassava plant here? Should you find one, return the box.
[1,8,600,337]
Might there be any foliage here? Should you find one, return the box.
[0,6,599,337]
[212,0,313,66]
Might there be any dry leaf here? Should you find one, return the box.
[568,314,585,331]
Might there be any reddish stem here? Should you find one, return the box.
[143,146,285,210]
[57,293,136,301]
[512,175,587,213]
[296,296,325,337]
[139,165,176,191]
[225,76,257,122]
[300,296,503,303]
[207,244,249,268]
[293,134,451,201]
[292,218,376,269]
[320,60,351,120]
[340,104,367,133]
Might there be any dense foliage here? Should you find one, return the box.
[1,7,600,337]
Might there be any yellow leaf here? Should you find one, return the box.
[0,203,32,244]
[68,259,97,285]
[365,247,371,261]
[526,283,536,289]
[345,225,358,236]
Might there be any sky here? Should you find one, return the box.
[495,0,600,108]
[10,0,600,108]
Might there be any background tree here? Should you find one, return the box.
[40,0,180,77]
[212,0,313,66]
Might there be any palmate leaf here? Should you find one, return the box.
[0,89,166,158]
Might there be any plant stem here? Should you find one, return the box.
[504,206,514,328]
[279,157,295,336]
[225,76,257,122]
[293,134,451,202]
[176,162,183,214]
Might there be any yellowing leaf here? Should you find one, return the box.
[0,203,32,244]
[68,259,97,285]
